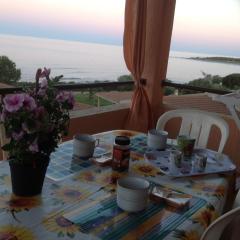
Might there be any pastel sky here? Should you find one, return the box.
[0,0,239,56]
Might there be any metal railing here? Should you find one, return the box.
[162,81,231,95]
[0,80,231,95]
[0,81,134,95]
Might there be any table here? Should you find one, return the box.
[0,130,234,240]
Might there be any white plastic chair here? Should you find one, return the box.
[156,109,229,153]
[200,207,240,240]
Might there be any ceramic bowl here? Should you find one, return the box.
[117,177,150,212]
[147,129,168,150]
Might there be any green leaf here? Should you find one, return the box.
[2,143,12,151]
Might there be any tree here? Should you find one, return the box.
[164,86,175,95]
[117,75,133,82]
[180,73,226,95]
[222,73,240,89]
[117,74,134,91]
[0,56,21,85]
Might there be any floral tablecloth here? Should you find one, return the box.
[0,130,234,240]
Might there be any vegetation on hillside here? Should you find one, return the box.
[222,73,240,89]
[0,56,21,85]
[188,56,240,65]
[117,74,134,91]
[181,72,240,94]
[116,74,176,95]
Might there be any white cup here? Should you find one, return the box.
[147,129,168,150]
[73,134,99,159]
[117,177,150,212]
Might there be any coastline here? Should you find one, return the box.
[186,57,240,65]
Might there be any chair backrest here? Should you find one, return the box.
[156,109,229,153]
[200,207,240,240]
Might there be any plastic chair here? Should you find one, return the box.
[156,109,229,153]
[200,207,240,240]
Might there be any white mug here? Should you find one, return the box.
[117,177,150,212]
[147,129,168,150]
[73,134,99,159]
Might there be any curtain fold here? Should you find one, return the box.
[124,0,153,132]
[124,0,176,132]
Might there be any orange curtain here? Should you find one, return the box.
[124,0,176,132]
[123,0,152,132]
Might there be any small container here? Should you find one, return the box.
[170,150,182,168]
[195,153,207,172]
[112,136,130,171]
[177,135,195,157]
[191,157,199,172]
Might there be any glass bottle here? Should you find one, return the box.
[112,136,130,171]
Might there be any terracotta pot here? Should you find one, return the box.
[9,156,50,197]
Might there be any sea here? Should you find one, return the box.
[0,34,240,84]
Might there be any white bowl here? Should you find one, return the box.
[117,196,148,212]
[117,177,150,212]
[147,129,168,150]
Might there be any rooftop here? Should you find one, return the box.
[95,91,132,103]
[163,93,230,116]
[0,83,14,88]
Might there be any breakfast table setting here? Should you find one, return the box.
[0,129,236,240]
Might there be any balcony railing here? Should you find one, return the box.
[0,80,232,95]
[162,81,231,95]
[0,81,134,95]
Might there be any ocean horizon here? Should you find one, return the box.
[0,34,240,84]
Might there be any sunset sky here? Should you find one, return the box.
[0,0,239,56]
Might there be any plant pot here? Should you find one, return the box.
[9,156,50,197]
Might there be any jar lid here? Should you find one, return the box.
[115,136,130,145]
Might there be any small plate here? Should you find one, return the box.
[93,146,111,158]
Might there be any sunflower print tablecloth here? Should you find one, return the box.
[0,130,234,240]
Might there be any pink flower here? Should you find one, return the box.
[56,91,75,108]
[23,94,37,111]
[37,88,46,96]
[3,94,24,112]
[40,79,48,89]
[35,68,51,83]
[67,92,75,107]
[12,131,24,141]
[40,68,51,79]
[56,91,65,102]
[29,139,39,152]
[35,106,45,118]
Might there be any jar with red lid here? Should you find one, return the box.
[112,136,130,171]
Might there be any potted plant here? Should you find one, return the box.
[0,68,74,196]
